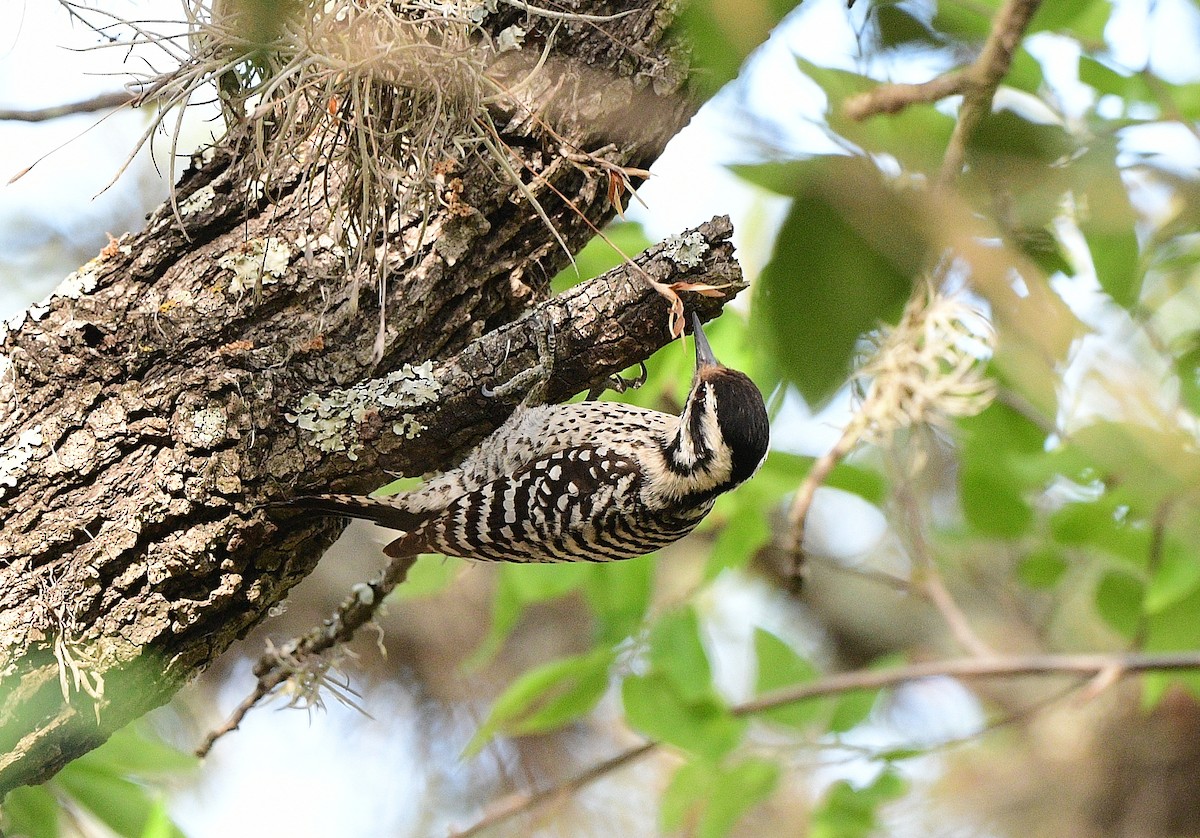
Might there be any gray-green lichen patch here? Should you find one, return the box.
[286,361,440,460]
[295,233,346,260]
[180,184,216,216]
[0,425,43,500]
[3,260,107,334]
[50,263,102,302]
[497,24,525,52]
[662,231,709,268]
[181,406,228,450]
[219,237,291,295]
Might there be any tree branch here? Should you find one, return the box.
[448,742,658,838]
[938,0,1044,186]
[843,71,966,121]
[447,649,1200,837]
[840,0,1044,187]
[0,91,134,122]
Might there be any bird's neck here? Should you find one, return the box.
[645,394,733,505]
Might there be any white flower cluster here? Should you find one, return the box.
[853,288,996,445]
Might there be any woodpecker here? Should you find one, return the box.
[283,311,770,563]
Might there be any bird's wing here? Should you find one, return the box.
[384,446,655,563]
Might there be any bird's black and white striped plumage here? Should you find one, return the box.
[285,313,770,563]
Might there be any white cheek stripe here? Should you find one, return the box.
[648,389,733,505]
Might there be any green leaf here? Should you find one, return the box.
[1049,498,1152,566]
[673,0,805,97]
[73,725,197,777]
[875,4,939,49]
[623,672,746,759]
[1072,139,1141,307]
[830,688,878,733]
[966,110,1076,231]
[661,759,715,833]
[140,799,173,838]
[747,156,925,404]
[1174,334,1200,415]
[583,555,653,644]
[960,463,1033,537]
[703,759,781,838]
[810,769,907,838]
[374,476,422,496]
[1067,422,1200,514]
[1004,48,1046,95]
[389,555,462,600]
[753,628,823,729]
[1079,57,1155,105]
[826,462,887,506]
[464,648,614,755]
[472,563,590,664]
[650,607,714,703]
[708,497,771,578]
[661,757,780,838]
[1017,548,1068,589]
[551,223,652,292]
[1,785,59,838]
[958,402,1049,537]
[1030,0,1111,40]
[55,766,161,838]
[1095,570,1144,638]
[1140,584,1200,702]
[1144,542,1200,614]
[932,0,1000,40]
[793,60,955,174]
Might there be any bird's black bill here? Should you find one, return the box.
[691,311,720,368]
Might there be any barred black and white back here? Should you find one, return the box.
[281,312,769,564]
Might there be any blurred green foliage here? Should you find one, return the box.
[456,0,1200,834]
[1,724,194,838]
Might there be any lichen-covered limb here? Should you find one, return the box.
[0,211,741,792]
[0,0,710,793]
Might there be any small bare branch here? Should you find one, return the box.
[938,0,1044,186]
[447,742,657,838]
[843,71,966,121]
[450,649,1200,837]
[0,91,134,122]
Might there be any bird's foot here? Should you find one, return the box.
[482,314,556,404]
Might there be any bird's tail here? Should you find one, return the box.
[271,494,425,532]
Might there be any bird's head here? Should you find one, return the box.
[671,312,770,487]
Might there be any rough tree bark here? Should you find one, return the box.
[0,1,746,793]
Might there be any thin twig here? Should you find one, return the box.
[733,650,1200,716]
[446,742,657,838]
[843,71,966,121]
[782,422,863,588]
[448,649,1200,837]
[0,91,134,122]
[890,447,993,657]
[937,0,1044,187]
[196,555,418,757]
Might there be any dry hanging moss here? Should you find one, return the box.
[72,0,627,286]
